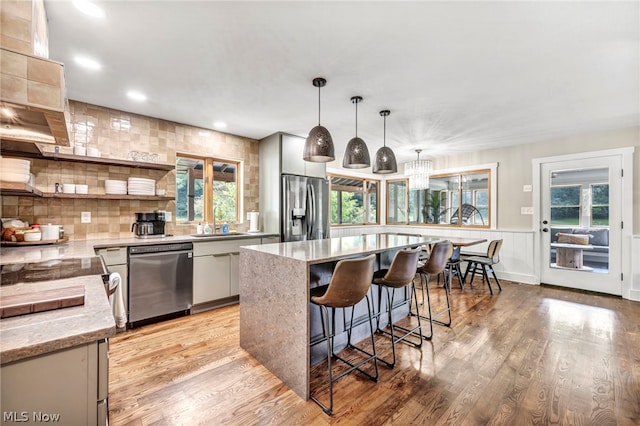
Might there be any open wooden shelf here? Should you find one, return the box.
[42,193,173,201]
[0,181,43,197]
[1,140,174,171]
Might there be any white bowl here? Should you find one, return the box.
[62,183,76,194]
[87,147,101,157]
[24,231,42,242]
[73,147,87,156]
[76,184,88,194]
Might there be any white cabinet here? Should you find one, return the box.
[96,247,128,317]
[192,238,260,309]
[1,339,109,426]
[193,254,231,303]
[281,134,326,178]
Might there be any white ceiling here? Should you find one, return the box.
[44,1,639,167]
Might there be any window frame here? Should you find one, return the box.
[549,184,582,227]
[590,182,609,228]
[328,173,380,226]
[386,165,495,229]
[176,152,241,225]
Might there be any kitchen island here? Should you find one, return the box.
[238,233,439,399]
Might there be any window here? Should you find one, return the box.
[550,185,581,225]
[386,168,491,228]
[329,174,379,225]
[176,154,240,225]
[386,180,407,224]
[591,183,609,226]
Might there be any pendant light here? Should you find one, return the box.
[372,110,397,174]
[342,96,370,169]
[303,77,335,163]
[405,149,433,190]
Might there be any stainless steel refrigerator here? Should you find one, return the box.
[281,174,329,242]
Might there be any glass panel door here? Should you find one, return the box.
[540,156,621,295]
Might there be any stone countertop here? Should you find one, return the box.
[0,274,115,365]
[240,233,440,265]
[0,232,277,364]
[0,232,279,265]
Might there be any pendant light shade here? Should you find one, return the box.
[343,96,370,169]
[372,110,397,174]
[405,149,433,190]
[303,77,335,162]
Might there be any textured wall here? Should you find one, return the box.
[1,100,260,240]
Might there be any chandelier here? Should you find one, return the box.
[405,149,432,190]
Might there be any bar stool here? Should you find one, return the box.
[413,241,453,339]
[373,248,423,368]
[309,254,378,415]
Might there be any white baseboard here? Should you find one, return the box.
[629,289,640,302]
[497,271,538,285]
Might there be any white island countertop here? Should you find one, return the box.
[241,233,439,265]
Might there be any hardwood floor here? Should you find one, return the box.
[108,279,640,425]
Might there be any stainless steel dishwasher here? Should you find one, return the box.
[128,242,193,328]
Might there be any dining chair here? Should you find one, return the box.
[463,239,503,294]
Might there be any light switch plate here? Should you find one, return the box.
[165,211,172,222]
[520,206,534,215]
[81,211,91,223]
[523,184,533,192]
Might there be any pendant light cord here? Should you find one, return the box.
[383,115,386,147]
[318,85,321,126]
[355,100,358,137]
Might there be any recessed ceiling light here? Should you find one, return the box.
[73,0,105,18]
[213,121,227,129]
[74,56,101,70]
[127,91,147,102]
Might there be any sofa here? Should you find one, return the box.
[550,227,609,267]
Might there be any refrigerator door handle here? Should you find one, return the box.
[307,183,315,239]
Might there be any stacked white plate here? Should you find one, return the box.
[127,177,155,195]
[105,179,127,195]
[0,157,31,183]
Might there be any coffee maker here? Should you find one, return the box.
[131,211,166,238]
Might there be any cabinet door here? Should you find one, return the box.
[281,134,306,176]
[1,344,95,426]
[193,255,231,304]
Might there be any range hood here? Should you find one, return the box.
[0,48,70,146]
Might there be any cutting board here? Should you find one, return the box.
[0,285,85,318]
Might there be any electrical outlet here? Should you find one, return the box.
[165,211,172,222]
[520,206,534,215]
[523,184,532,192]
[81,211,91,223]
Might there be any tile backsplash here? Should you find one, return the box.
[1,100,260,240]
